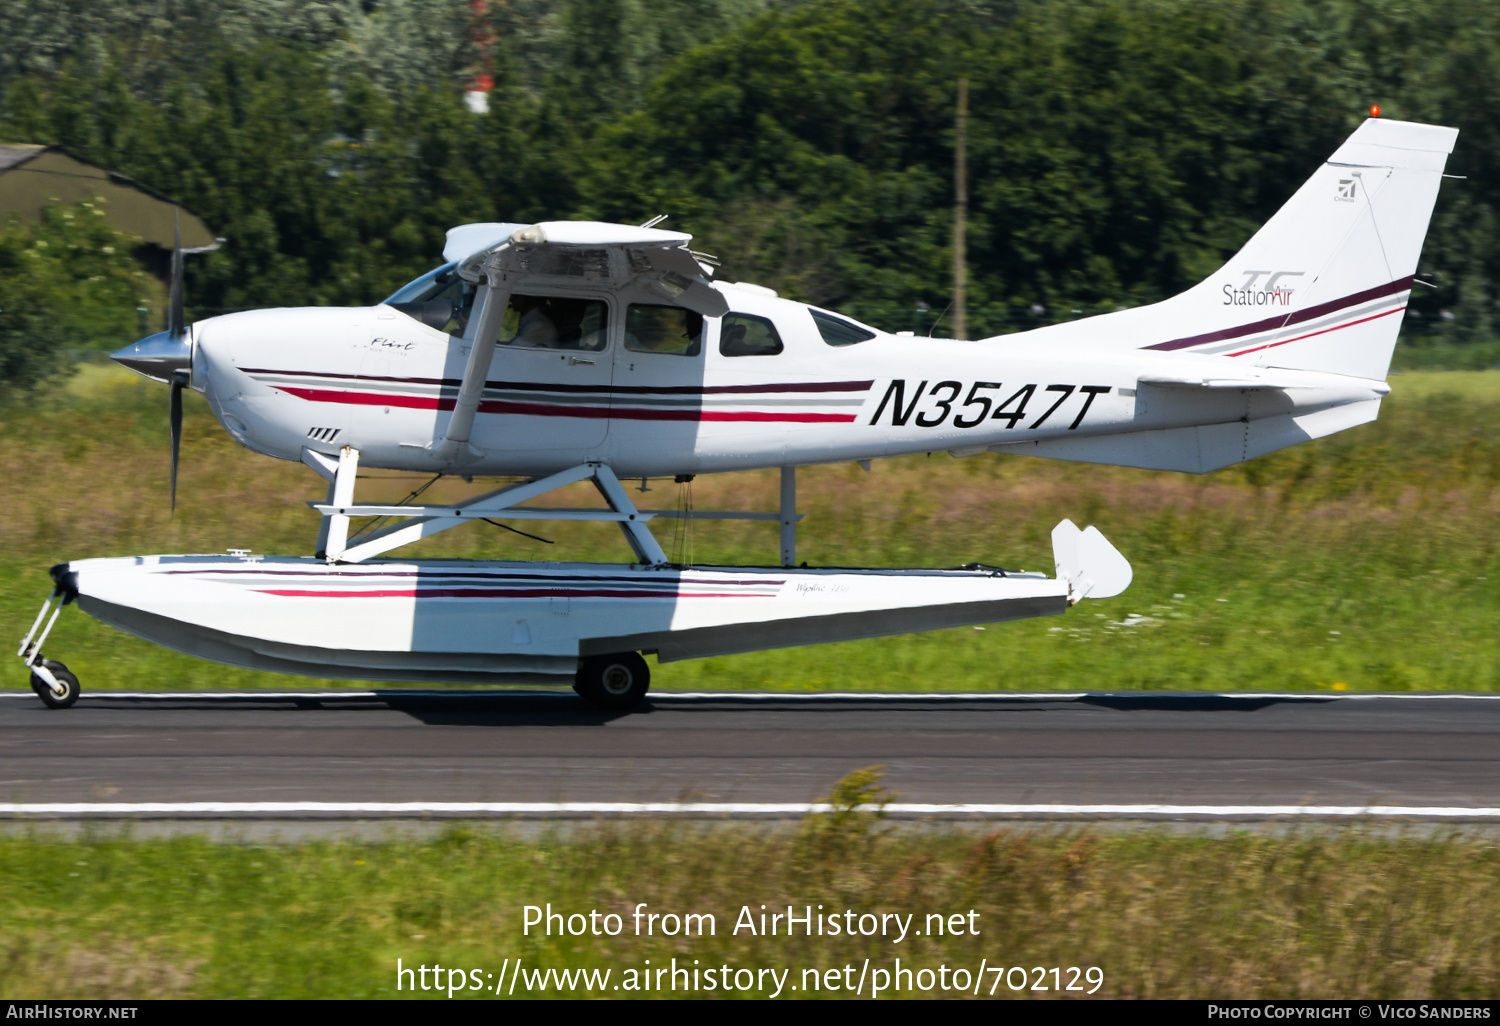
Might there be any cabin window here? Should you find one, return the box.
[497,294,608,351]
[719,313,784,357]
[812,309,876,347]
[624,304,703,356]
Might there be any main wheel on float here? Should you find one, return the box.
[30,660,80,709]
[573,652,650,711]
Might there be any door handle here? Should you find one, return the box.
[569,357,597,365]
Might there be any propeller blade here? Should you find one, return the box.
[168,212,184,338]
[169,372,184,513]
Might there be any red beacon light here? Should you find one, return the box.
[1370,104,1381,117]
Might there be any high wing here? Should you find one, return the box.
[455,220,727,316]
[442,222,528,263]
[432,220,729,464]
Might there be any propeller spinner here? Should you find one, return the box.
[110,217,191,511]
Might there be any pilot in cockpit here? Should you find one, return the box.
[625,305,703,356]
[509,294,560,348]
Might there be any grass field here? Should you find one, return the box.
[2,366,1496,694]
[3,797,1500,999]
[2,374,1497,1002]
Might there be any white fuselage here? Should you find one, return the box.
[190,279,1386,480]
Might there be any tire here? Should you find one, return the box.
[30,660,80,710]
[573,652,650,711]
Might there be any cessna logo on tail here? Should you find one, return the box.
[1223,270,1304,307]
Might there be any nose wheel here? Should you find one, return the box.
[19,586,80,709]
[30,660,80,709]
[574,652,650,711]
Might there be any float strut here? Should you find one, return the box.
[780,466,797,567]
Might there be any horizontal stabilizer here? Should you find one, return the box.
[1139,374,1302,390]
[1009,399,1382,474]
[1138,370,1390,393]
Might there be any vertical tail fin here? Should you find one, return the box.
[1145,118,1458,380]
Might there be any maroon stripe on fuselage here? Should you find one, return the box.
[1224,305,1404,358]
[474,399,855,423]
[242,368,872,396]
[240,368,461,387]
[485,379,873,395]
[275,387,856,422]
[1143,276,1415,352]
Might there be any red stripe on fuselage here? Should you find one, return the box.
[477,400,855,423]
[1225,305,1405,358]
[274,388,856,423]
[280,387,452,410]
[243,368,872,396]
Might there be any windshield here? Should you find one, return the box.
[382,262,477,335]
[384,262,458,304]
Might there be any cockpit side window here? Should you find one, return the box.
[497,294,608,351]
[625,304,703,356]
[719,313,783,357]
[385,264,477,335]
[812,309,876,346]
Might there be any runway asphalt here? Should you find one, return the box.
[3,690,1500,814]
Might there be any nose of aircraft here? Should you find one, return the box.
[110,330,191,384]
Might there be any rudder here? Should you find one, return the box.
[1143,118,1458,380]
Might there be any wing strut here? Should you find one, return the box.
[431,255,512,466]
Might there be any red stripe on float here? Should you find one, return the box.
[255,588,761,599]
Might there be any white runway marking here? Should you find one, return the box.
[3,802,1500,818]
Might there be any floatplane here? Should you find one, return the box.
[19,117,1456,709]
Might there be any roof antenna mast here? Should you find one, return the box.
[953,78,969,341]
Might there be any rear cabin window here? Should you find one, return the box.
[812,309,876,346]
[719,313,784,357]
[497,295,608,351]
[625,304,703,356]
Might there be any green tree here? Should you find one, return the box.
[0,200,156,390]
[2,0,1498,361]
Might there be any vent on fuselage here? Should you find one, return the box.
[307,427,341,442]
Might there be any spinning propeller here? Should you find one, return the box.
[109,217,193,512]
